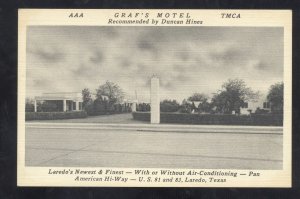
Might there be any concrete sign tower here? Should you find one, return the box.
[151,76,160,124]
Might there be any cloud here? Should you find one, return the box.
[72,63,100,77]
[211,48,244,63]
[177,50,190,61]
[26,26,284,100]
[33,79,50,88]
[255,61,269,70]
[176,72,190,82]
[100,26,119,38]
[160,80,174,89]
[173,64,187,74]
[137,38,156,51]
[119,59,131,68]
[28,46,64,63]
[89,51,103,64]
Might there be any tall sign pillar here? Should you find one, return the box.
[63,99,67,112]
[34,100,37,112]
[150,76,160,124]
[131,101,137,112]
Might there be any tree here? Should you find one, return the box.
[188,93,207,102]
[25,98,35,112]
[198,100,211,113]
[96,81,125,104]
[267,82,283,113]
[188,93,211,113]
[211,79,259,114]
[82,88,93,108]
[179,99,192,113]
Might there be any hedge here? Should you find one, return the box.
[84,100,131,116]
[26,111,88,121]
[132,112,283,126]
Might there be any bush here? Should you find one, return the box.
[160,100,180,112]
[179,105,192,114]
[84,99,132,116]
[25,102,34,112]
[39,101,61,112]
[255,107,270,114]
[84,99,108,116]
[132,112,283,126]
[113,103,131,113]
[250,114,283,126]
[132,111,150,121]
[84,101,96,115]
[93,99,108,114]
[137,103,150,112]
[26,111,88,121]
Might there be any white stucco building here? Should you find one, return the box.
[34,92,83,112]
[240,95,271,115]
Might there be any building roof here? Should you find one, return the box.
[35,92,82,102]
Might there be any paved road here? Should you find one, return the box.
[25,123,283,169]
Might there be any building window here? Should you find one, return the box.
[79,102,82,110]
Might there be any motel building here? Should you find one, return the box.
[34,92,83,112]
[240,95,271,115]
[186,96,271,115]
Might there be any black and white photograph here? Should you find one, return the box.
[17,9,292,187]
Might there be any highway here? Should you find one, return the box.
[25,123,283,169]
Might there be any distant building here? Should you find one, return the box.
[240,95,271,115]
[34,92,83,112]
[90,93,108,101]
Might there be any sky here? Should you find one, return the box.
[26,26,283,102]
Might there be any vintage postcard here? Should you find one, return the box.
[18,9,292,187]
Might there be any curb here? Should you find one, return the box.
[26,122,283,135]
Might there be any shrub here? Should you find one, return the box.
[132,111,150,121]
[93,99,108,114]
[250,114,283,126]
[132,112,283,126]
[25,102,34,112]
[179,106,192,114]
[255,107,270,114]
[26,111,88,121]
[84,99,108,116]
[84,101,96,115]
[84,99,132,116]
[40,102,57,112]
[160,100,180,112]
[137,103,150,112]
